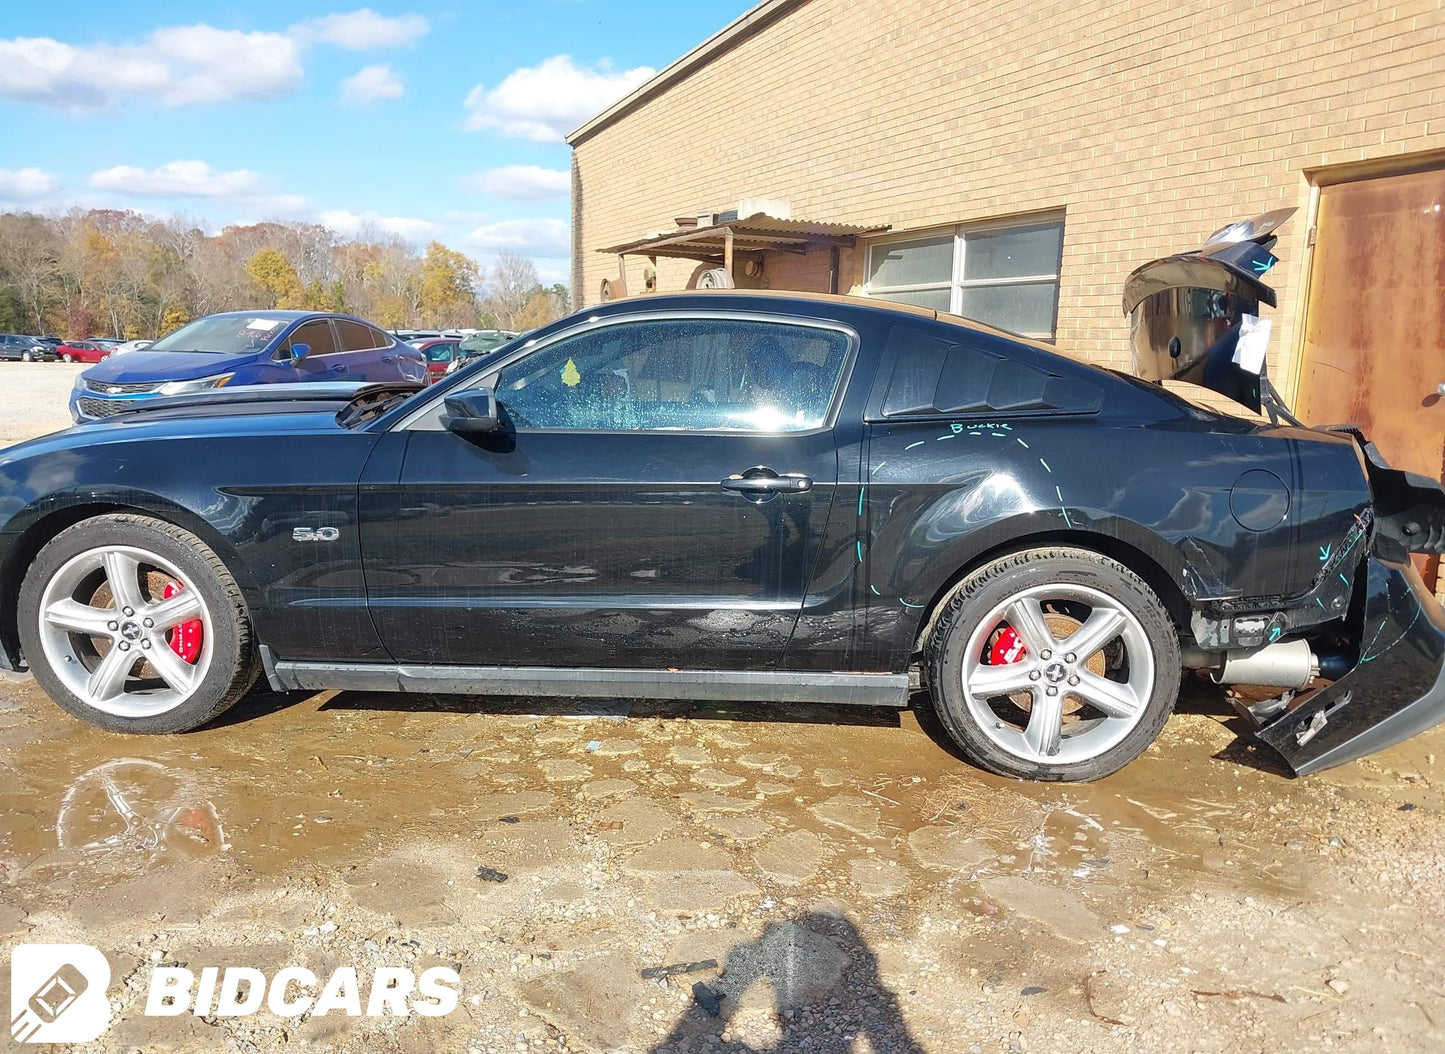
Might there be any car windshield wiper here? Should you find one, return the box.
[157,348,225,354]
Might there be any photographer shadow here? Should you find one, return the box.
[649,912,923,1053]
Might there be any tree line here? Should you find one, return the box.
[0,208,569,340]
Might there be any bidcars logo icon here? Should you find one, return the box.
[10,944,112,1044]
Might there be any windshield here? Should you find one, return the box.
[146,315,291,355]
[458,332,517,357]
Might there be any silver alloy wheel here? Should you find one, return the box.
[961,583,1154,765]
[36,544,214,717]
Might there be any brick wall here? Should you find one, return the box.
[571,0,1444,394]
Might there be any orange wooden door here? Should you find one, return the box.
[1297,166,1445,481]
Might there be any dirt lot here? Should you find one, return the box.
[0,361,86,443]
[1,390,1444,1054]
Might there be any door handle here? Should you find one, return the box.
[721,467,813,500]
[330,363,347,373]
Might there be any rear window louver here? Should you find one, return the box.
[876,327,1103,418]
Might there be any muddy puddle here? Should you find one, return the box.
[2,671,1443,1052]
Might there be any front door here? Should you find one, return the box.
[361,313,855,668]
[1296,162,1445,586]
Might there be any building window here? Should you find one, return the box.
[864,216,1065,340]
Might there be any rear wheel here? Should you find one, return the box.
[927,547,1180,781]
[21,351,32,362]
[18,514,257,733]
[61,353,73,362]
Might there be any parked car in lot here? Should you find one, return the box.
[113,339,153,355]
[2,214,1443,782]
[415,338,462,383]
[55,339,115,364]
[444,330,520,375]
[0,334,56,361]
[69,311,426,421]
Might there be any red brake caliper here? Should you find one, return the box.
[989,625,1026,665]
[162,582,203,663]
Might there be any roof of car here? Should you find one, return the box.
[583,290,1062,355]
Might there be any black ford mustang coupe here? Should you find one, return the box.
[1,214,1442,781]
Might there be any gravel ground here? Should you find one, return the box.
[1,378,1444,1053]
[0,361,85,443]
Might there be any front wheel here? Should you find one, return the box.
[927,547,1181,781]
[21,351,32,362]
[17,514,258,733]
[61,353,73,362]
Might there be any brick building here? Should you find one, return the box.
[567,0,1444,482]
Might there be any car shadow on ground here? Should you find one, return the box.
[646,911,925,1054]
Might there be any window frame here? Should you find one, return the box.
[394,310,860,437]
[863,214,1065,341]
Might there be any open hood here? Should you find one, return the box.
[1122,208,1296,412]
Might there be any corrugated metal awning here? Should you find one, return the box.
[599,214,890,262]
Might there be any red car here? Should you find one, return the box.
[415,338,461,383]
[57,340,116,364]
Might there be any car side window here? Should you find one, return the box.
[494,318,851,433]
[336,320,385,352]
[283,320,339,357]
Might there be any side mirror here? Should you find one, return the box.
[289,342,311,362]
[442,388,500,433]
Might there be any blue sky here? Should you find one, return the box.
[0,2,755,281]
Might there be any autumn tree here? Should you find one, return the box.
[418,241,479,327]
[245,248,305,309]
[0,206,558,339]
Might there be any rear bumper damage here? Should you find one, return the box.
[1255,555,1445,776]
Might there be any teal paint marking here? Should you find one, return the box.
[871,460,887,474]
[856,540,864,562]
[1316,598,1327,610]
[1319,544,1331,561]
[899,599,925,609]
[950,422,963,434]
[1268,625,1282,642]
[870,585,881,596]
[937,434,957,441]
[858,488,866,516]
[1055,485,1064,502]
[1339,573,1349,586]
[1016,438,1029,449]
[905,441,925,451]
[1252,256,1275,274]
[991,432,1008,437]
[1039,458,1052,473]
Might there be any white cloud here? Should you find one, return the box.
[463,55,655,142]
[0,27,303,110]
[89,160,265,198]
[0,11,427,111]
[0,168,61,200]
[463,165,570,201]
[319,209,442,242]
[293,9,430,49]
[340,64,403,105]
[463,217,570,257]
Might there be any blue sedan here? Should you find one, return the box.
[70,311,427,422]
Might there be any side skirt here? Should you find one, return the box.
[269,660,910,708]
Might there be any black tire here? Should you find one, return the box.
[17,513,257,733]
[926,547,1181,781]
